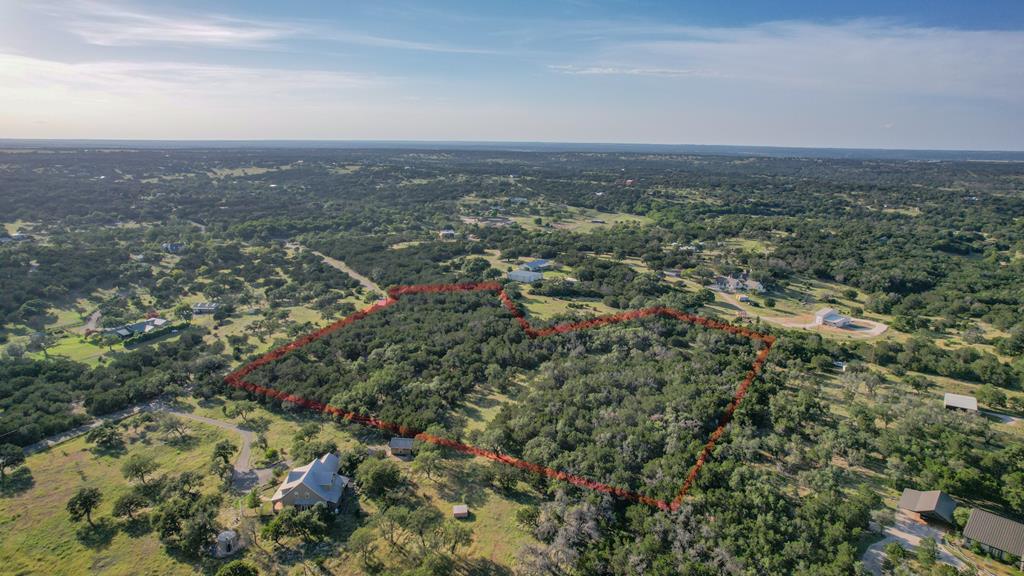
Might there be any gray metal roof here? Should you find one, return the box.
[963,509,1024,556]
[389,437,415,450]
[944,393,978,411]
[898,489,957,524]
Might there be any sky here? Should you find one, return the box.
[1,1,1023,150]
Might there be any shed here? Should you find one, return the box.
[897,489,957,525]
[944,393,978,412]
[453,504,469,519]
[963,509,1024,569]
[212,530,242,558]
[388,437,415,457]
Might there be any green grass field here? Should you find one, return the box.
[0,417,230,576]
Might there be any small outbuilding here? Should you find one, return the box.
[212,530,242,558]
[944,393,978,413]
[453,504,469,519]
[388,437,415,457]
[963,509,1024,570]
[814,308,852,328]
[897,488,957,525]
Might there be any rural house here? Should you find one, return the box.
[897,488,957,525]
[962,509,1024,570]
[192,302,220,315]
[271,453,349,512]
[438,229,457,240]
[714,273,766,294]
[109,317,168,339]
[521,259,551,272]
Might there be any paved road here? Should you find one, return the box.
[164,408,254,472]
[862,513,966,575]
[163,407,276,490]
[982,410,1023,426]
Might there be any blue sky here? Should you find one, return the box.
[1,1,1022,149]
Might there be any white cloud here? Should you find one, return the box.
[548,64,720,78]
[50,0,296,47]
[39,0,491,53]
[0,53,379,96]
[552,19,1024,101]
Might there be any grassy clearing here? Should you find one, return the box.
[389,240,425,250]
[0,418,229,576]
[722,237,772,253]
[43,336,109,366]
[510,208,651,233]
[206,165,294,179]
[455,388,514,434]
[517,287,616,321]
[4,220,34,234]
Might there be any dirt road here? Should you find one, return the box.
[310,249,382,294]
[716,291,889,338]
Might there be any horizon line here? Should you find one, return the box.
[2,138,1023,160]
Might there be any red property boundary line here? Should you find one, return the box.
[224,281,776,511]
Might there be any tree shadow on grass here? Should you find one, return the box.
[164,434,199,450]
[197,397,225,410]
[76,517,118,549]
[457,556,515,576]
[0,467,35,497]
[120,514,153,538]
[90,443,127,458]
[432,469,491,508]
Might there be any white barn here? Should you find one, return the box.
[944,393,979,412]
[508,270,543,283]
[814,308,852,328]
